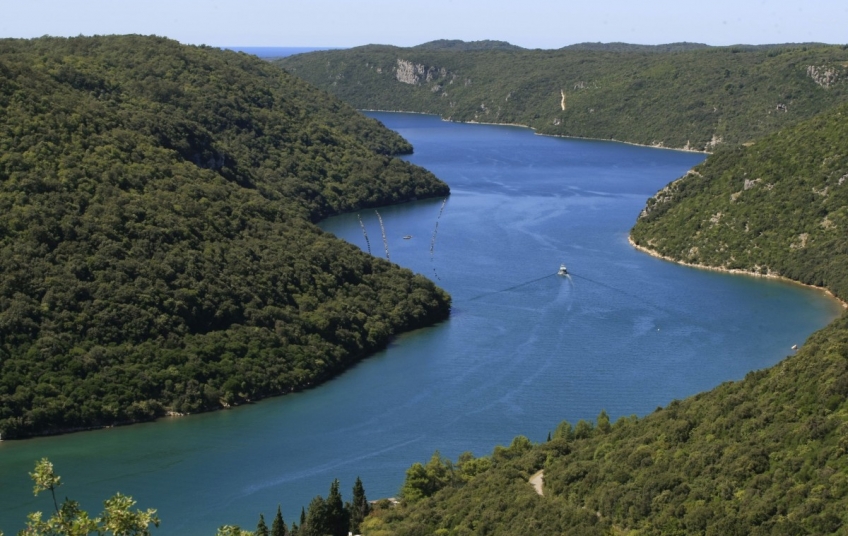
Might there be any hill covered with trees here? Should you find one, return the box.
[632,102,848,300]
[354,84,848,536]
[277,43,848,150]
[0,35,450,439]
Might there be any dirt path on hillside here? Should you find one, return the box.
[529,470,544,496]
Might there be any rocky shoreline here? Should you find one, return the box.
[628,236,847,309]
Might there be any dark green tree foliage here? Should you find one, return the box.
[270,506,286,536]
[347,476,369,534]
[632,102,848,301]
[324,479,348,536]
[0,36,450,439]
[399,451,455,504]
[256,513,270,536]
[300,495,326,536]
[278,43,848,150]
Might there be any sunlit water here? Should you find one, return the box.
[0,113,841,534]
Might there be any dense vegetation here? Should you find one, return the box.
[278,42,848,150]
[631,102,848,300]
[354,80,848,536]
[0,35,451,439]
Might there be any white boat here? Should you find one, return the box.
[557,264,568,276]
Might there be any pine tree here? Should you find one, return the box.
[271,505,287,536]
[348,477,370,534]
[302,496,327,536]
[256,513,270,536]
[325,479,349,536]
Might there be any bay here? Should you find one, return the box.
[0,113,841,534]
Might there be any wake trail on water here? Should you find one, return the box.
[467,273,558,301]
[568,271,678,318]
[460,276,575,420]
[240,435,427,496]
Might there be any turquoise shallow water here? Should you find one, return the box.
[0,113,842,534]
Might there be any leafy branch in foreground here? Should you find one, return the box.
[19,458,159,536]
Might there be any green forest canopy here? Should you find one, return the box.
[278,42,848,150]
[0,35,450,439]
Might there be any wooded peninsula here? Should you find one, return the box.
[0,36,450,440]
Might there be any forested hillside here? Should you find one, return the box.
[278,42,848,150]
[632,102,848,300]
[361,88,848,536]
[0,36,450,439]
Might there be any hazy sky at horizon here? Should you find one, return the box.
[3,0,846,49]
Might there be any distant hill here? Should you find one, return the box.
[412,39,524,51]
[364,97,848,536]
[277,43,848,150]
[562,41,710,53]
[0,35,450,439]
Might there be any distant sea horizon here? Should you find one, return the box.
[222,46,341,58]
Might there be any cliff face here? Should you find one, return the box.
[395,59,448,85]
[807,64,844,88]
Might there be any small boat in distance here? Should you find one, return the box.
[403,235,412,239]
[558,264,568,276]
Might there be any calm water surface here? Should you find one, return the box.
[0,113,842,534]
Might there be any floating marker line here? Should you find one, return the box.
[357,214,372,256]
[430,197,448,280]
[375,210,390,261]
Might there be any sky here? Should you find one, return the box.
[2,0,847,49]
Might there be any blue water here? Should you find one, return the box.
[0,113,841,535]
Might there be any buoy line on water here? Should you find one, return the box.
[430,197,448,280]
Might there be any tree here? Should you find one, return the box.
[20,458,159,536]
[324,479,348,536]
[574,419,594,439]
[553,420,574,441]
[301,496,326,536]
[215,527,252,536]
[30,458,62,513]
[256,513,270,536]
[270,506,287,536]
[597,410,612,434]
[347,477,369,534]
[400,451,454,503]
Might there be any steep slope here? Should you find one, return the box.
[366,94,848,536]
[631,102,848,300]
[0,36,450,439]
[278,43,848,150]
